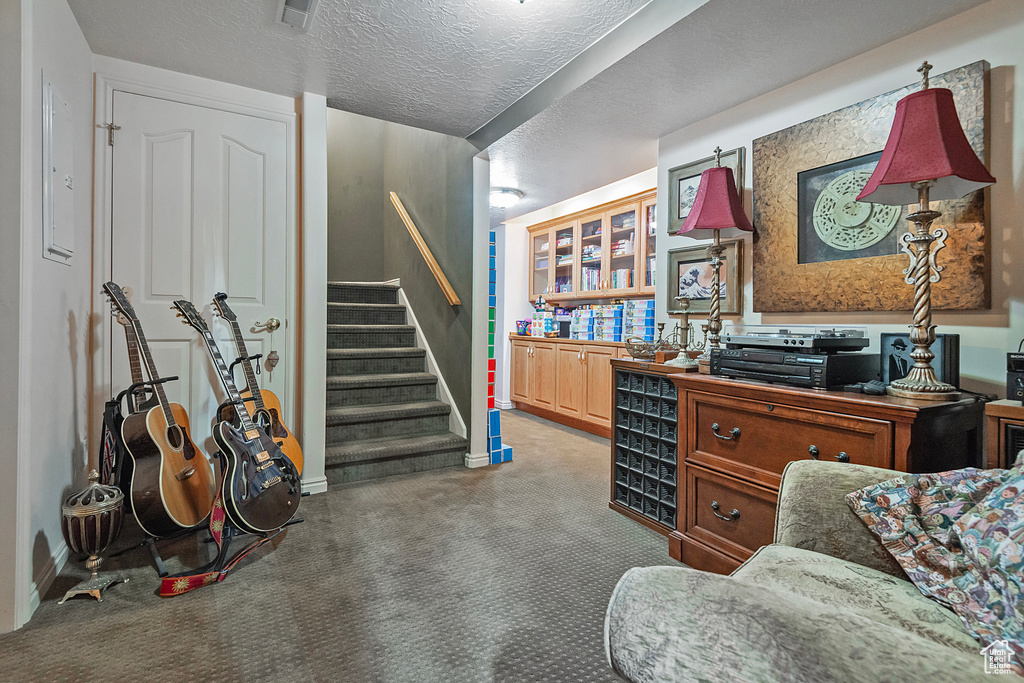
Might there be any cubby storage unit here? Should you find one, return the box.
[609,360,684,535]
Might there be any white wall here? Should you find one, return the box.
[11,0,95,628]
[656,0,1024,396]
[0,0,26,634]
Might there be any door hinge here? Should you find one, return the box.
[102,122,121,147]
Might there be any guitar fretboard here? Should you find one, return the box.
[131,319,176,428]
[229,320,267,413]
[199,329,256,433]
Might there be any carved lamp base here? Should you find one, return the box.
[886,365,960,401]
[57,555,128,604]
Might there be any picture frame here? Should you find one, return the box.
[752,61,989,313]
[667,147,744,235]
[666,239,742,315]
[879,333,960,386]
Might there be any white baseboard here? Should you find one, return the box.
[495,400,514,410]
[465,451,490,468]
[29,543,69,614]
[301,475,328,495]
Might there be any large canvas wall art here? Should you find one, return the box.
[752,61,989,313]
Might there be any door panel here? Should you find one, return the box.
[532,342,557,410]
[583,346,615,426]
[111,91,289,454]
[511,342,531,404]
[556,344,583,418]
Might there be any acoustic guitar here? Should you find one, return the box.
[212,293,303,474]
[173,299,301,534]
[103,282,216,537]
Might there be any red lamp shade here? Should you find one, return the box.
[678,166,753,233]
[857,87,995,205]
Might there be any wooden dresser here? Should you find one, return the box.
[665,374,985,574]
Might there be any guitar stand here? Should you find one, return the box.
[119,375,179,415]
[227,353,262,384]
[110,524,211,578]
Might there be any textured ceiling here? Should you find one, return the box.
[66,0,651,137]
[488,0,988,226]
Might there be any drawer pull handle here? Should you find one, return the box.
[710,501,740,522]
[711,423,740,441]
[809,445,819,460]
[836,452,850,463]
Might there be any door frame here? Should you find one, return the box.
[90,57,302,486]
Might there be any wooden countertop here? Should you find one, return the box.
[509,334,626,349]
[671,372,985,422]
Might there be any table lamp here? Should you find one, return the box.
[677,147,753,373]
[857,61,996,400]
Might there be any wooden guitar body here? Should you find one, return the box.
[120,404,216,537]
[219,388,304,474]
[214,420,301,534]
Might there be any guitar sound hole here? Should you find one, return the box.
[166,425,183,450]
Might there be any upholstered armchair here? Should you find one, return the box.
[604,460,988,682]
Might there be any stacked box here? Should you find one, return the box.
[623,299,656,341]
[530,311,556,337]
[487,230,511,464]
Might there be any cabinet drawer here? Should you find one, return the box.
[685,465,776,562]
[687,391,891,488]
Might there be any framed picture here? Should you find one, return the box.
[796,151,904,264]
[666,239,742,315]
[879,333,960,386]
[667,147,744,235]
[752,61,989,312]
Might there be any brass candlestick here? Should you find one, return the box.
[886,179,959,401]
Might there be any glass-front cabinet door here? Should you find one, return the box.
[639,196,657,295]
[579,213,604,295]
[605,203,638,295]
[551,222,577,297]
[530,229,551,301]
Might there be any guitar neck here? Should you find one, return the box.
[122,321,147,387]
[229,320,266,412]
[196,327,257,433]
[130,319,176,427]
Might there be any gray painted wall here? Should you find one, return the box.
[326,108,476,427]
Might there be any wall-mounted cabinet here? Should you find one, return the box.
[528,189,656,303]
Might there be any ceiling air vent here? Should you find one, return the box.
[277,0,320,30]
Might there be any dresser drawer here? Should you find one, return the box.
[685,465,776,562]
[687,391,891,488]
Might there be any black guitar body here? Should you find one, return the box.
[214,420,301,534]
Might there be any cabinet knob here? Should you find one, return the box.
[836,452,850,463]
[808,445,819,460]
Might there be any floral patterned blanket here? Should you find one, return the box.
[847,459,1024,673]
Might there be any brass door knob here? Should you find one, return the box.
[255,317,281,332]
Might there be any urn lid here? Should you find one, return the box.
[62,470,124,518]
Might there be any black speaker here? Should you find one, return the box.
[1007,353,1024,403]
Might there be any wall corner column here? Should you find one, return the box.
[300,92,329,493]
[467,155,491,467]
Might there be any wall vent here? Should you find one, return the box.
[277,0,320,30]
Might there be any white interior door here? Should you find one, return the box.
[110,91,290,457]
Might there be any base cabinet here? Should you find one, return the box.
[510,336,620,436]
[666,374,984,574]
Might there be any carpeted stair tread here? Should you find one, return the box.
[327,283,400,304]
[327,347,424,359]
[327,302,405,311]
[327,372,437,389]
[325,432,468,466]
[325,400,451,425]
[327,282,400,289]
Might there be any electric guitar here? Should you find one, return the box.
[173,299,301,534]
[103,282,216,537]
[212,293,304,474]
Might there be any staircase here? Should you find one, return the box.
[325,283,468,484]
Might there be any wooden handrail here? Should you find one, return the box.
[389,191,461,306]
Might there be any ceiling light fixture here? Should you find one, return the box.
[490,188,525,208]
